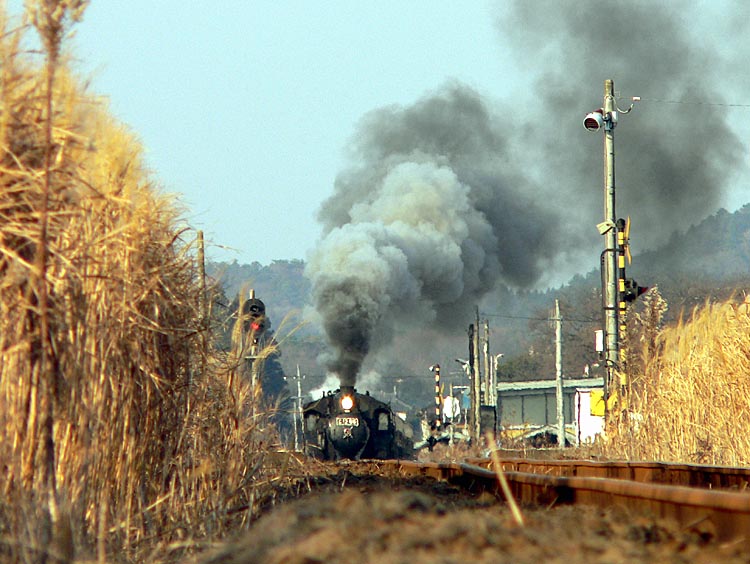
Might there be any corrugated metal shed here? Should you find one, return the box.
[497,378,604,428]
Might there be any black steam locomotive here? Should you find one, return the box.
[302,386,414,460]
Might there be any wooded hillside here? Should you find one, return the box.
[208,203,750,404]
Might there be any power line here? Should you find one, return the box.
[482,313,547,321]
[635,97,750,109]
[482,312,599,324]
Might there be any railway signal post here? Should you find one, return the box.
[237,289,267,419]
[429,364,442,430]
[583,79,637,415]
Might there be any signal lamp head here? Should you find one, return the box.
[622,278,649,302]
[583,108,605,131]
[340,394,354,411]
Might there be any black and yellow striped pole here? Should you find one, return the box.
[616,217,628,339]
[430,364,441,430]
[616,218,628,404]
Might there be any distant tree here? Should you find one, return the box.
[495,349,546,381]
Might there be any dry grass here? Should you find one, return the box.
[4,3,750,562]
[0,6,285,563]
[602,292,750,465]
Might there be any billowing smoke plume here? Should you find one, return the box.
[499,0,745,254]
[305,85,565,386]
[306,2,746,387]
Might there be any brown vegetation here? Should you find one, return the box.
[0,5,285,562]
[604,290,750,465]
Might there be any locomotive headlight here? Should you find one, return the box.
[340,394,354,411]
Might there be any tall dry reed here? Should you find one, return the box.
[0,6,281,562]
[603,292,750,465]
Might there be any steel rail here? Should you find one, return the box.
[464,457,750,490]
[381,460,750,548]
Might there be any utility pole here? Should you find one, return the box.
[467,325,475,439]
[472,306,481,441]
[449,382,455,444]
[285,366,306,451]
[602,79,619,406]
[583,79,637,413]
[554,300,565,449]
[483,318,497,435]
[294,366,305,452]
[482,319,491,407]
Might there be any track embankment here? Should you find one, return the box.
[199,455,750,563]
[387,458,750,549]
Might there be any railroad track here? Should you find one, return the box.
[379,457,750,549]
[466,456,750,489]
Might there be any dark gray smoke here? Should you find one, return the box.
[306,2,746,386]
[499,0,745,254]
[305,85,566,386]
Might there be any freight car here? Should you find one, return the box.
[302,386,414,460]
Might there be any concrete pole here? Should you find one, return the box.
[482,319,491,407]
[603,79,619,409]
[295,365,304,452]
[472,306,481,441]
[468,324,476,438]
[449,382,455,443]
[554,300,565,449]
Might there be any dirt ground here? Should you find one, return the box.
[197,458,750,564]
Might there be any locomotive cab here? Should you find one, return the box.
[368,408,396,458]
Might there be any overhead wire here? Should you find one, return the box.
[481,312,599,324]
[624,96,750,109]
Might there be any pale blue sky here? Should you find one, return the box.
[8,1,524,264]
[5,1,749,271]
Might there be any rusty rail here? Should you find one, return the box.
[465,457,750,490]
[380,459,750,548]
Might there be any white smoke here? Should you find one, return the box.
[307,161,497,385]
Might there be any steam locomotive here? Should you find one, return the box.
[302,386,414,460]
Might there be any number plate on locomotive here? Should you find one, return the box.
[335,416,359,427]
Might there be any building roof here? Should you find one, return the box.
[497,377,604,392]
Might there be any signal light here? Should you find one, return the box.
[242,297,266,344]
[583,108,605,131]
[622,278,649,302]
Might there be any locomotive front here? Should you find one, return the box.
[326,386,371,459]
[303,385,414,460]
